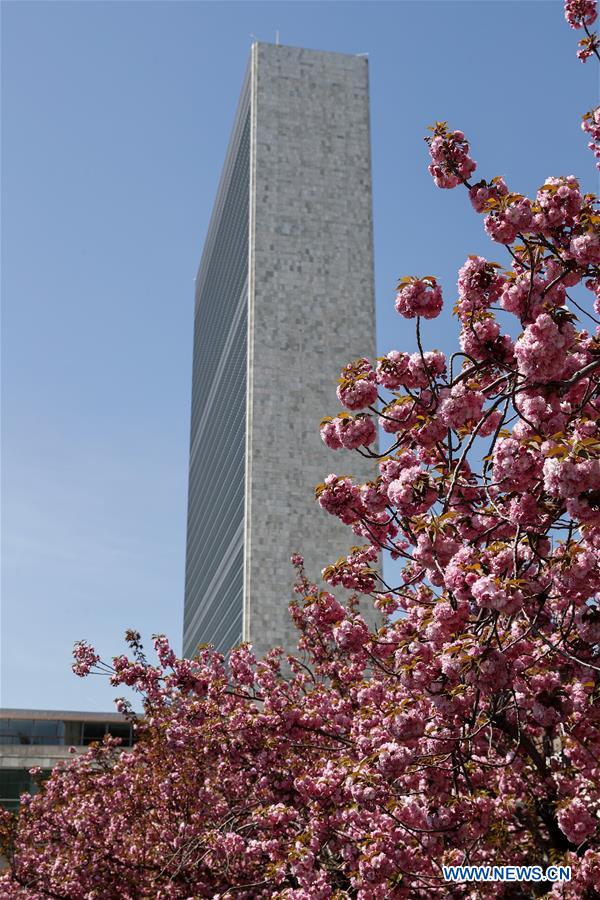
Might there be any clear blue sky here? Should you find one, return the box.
[1,1,596,712]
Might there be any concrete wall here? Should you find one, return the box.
[0,744,83,770]
[244,44,378,659]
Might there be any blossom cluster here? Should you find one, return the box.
[394,275,443,319]
[582,107,600,167]
[425,121,477,188]
[565,0,598,28]
[565,0,600,61]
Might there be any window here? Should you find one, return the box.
[0,768,51,811]
[81,721,133,747]
[106,722,133,746]
[0,719,65,745]
[81,722,106,745]
[33,720,65,743]
[0,718,133,748]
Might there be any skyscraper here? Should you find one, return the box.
[183,43,377,661]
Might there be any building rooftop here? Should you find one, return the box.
[0,708,129,723]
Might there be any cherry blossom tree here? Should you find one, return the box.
[1,3,599,897]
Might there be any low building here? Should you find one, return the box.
[0,708,134,811]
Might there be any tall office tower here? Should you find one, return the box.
[183,43,377,661]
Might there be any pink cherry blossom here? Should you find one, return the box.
[394,276,443,319]
[437,383,485,429]
[582,106,600,166]
[469,176,509,213]
[375,350,410,389]
[569,231,600,265]
[457,255,506,317]
[426,123,477,188]
[564,0,598,28]
[484,195,533,244]
[333,413,377,449]
[336,358,378,410]
[557,798,598,845]
[387,467,438,514]
[514,314,576,382]
[533,176,582,233]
